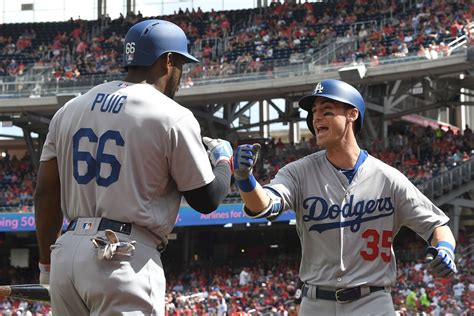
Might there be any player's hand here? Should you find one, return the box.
[38,263,50,285]
[202,137,233,167]
[234,143,261,181]
[426,243,457,277]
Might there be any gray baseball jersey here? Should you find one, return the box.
[41,80,215,239]
[265,151,449,287]
[41,80,215,315]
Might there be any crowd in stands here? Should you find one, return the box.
[0,0,472,84]
[0,236,472,315]
[0,121,472,210]
[0,151,35,212]
[0,121,472,315]
[228,123,474,197]
[371,124,473,185]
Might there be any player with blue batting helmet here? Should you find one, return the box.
[123,19,199,67]
[298,79,365,135]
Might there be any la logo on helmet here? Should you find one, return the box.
[313,82,324,94]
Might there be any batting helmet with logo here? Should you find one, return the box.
[298,79,365,135]
[123,19,199,67]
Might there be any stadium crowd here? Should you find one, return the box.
[0,122,473,211]
[0,236,472,315]
[0,1,473,315]
[229,123,474,196]
[0,122,473,315]
[163,240,474,316]
[0,0,472,83]
[0,151,35,212]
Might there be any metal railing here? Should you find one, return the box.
[417,158,474,201]
[0,45,468,99]
[448,22,474,54]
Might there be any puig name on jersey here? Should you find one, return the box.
[302,194,394,233]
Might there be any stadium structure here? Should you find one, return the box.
[0,0,473,314]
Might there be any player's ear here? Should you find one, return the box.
[346,107,359,124]
[152,54,170,74]
[165,53,173,72]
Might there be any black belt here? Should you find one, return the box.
[302,285,386,303]
[66,218,132,235]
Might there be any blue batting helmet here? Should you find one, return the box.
[123,19,199,67]
[298,79,365,134]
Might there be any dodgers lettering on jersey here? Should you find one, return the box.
[266,151,449,288]
[303,194,395,233]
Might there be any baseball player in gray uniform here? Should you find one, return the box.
[233,79,457,315]
[34,19,233,315]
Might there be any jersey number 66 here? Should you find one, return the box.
[72,128,125,187]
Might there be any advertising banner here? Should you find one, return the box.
[0,204,296,232]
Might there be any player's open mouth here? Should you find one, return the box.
[316,126,328,135]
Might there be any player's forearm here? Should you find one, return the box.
[182,162,232,213]
[34,193,63,264]
[239,182,271,215]
[430,225,456,248]
[34,160,63,264]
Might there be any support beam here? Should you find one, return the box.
[363,110,377,139]
[232,101,256,121]
[390,93,409,109]
[259,100,269,138]
[365,102,384,113]
[192,110,229,126]
[210,104,223,115]
[231,117,288,131]
[183,229,190,267]
[447,198,474,208]
[97,0,103,18]
[386,80,401,107]
[286,99,296,143]
[22,128,39,169]
[434,181,474,206]
[0,134,22,139]
[25,112,51,125]
[450,205,461,240]
[384,101,474,120]
[268,100,285,116]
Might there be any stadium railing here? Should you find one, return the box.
[418,157,474,200]
[0,48,468,99]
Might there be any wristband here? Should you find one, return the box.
[436,241,454,251]
[436,241,455,257]
[236,175,257,192]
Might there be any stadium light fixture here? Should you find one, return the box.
[338,64,367,80]
[223,223,233,228]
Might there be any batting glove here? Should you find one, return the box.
[202,137,233,168]
[38,262,50,285]
[426,241,457,278]
[234,143,261,192]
